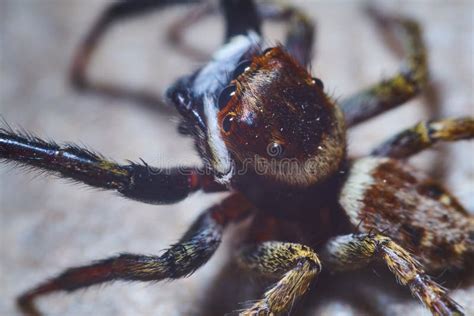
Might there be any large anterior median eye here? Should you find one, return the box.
[218,85,236,110]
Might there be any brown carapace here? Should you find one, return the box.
[1,1,473,316]
[219,46,346,188]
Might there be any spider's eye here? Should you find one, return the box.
[218,85,236,110]
[222,114,234,133]
[312,77,324,90]
[262,47,273,55]
[233,60,252,79]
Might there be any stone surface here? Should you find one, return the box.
[1,1,473,315]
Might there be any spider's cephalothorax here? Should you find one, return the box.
[1,1,473,316]
[170,37,347,218]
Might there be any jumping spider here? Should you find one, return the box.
[1,1,473,315]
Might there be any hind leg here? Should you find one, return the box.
[321,233,463,316]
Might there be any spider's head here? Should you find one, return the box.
[211,46,346,187]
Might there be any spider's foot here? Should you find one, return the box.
[17,294,42,316]
[240,302,274,316]
[419,278,465,316]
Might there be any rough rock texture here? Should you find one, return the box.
[1,1,473,315]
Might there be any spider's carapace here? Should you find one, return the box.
[218,47,346,187]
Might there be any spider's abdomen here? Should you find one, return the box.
[340,157,474,270]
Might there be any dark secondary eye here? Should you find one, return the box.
[233,60,252,79]
[222,115,234,133]
[218,85,236,110]
[312,77,324,90]
[262,47,273,55]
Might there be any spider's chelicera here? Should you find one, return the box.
[1,1,473,316]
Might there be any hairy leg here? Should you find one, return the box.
[371,117,474,158]
[322,233,463,316]
[17,193,253,316]
[0,128,225,204]
[237,241,321,315]
[70,0,199,109]
[341,7,428,127]
[169,0,314,66]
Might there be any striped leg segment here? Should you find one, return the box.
[17,193,253,316]
[237,241,321,315]
[341,7,428,127]
[322,234,463,316]
[371,117,474,159]
[0,128,226,204]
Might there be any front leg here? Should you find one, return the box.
[17,193,253,316]
[237,241,321,315]
[341,7,428,127]
[0,128,226,204]
[321,233,463,316]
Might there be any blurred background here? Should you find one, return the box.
[1,0,473,315]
